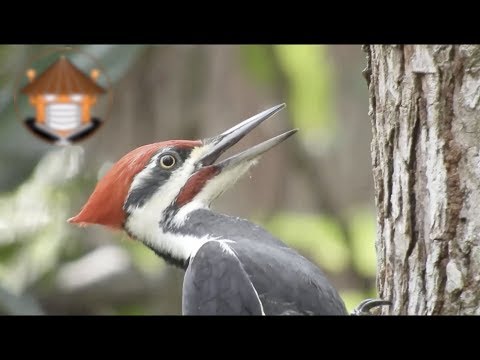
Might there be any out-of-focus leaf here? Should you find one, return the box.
[262,212,349,273]
[274,45,336,147]
[348,208,377,277]
[239,45,276,85]
[0,284,44,315]
[55,245,131,292]
[120,234,165,275]
[0,146,85,292]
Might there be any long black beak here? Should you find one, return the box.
[198,104,296,169]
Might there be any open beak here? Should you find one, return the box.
[198,104,297,170]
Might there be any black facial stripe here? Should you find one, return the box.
[124,146,194,212]
[161,206,180,230]
[124,167,171,211]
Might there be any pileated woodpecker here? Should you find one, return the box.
[69,104,390,315]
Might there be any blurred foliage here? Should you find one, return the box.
[244,45,377,310]
[262,207,378,313]
[274,45,336,147]
[0,45,378,315]
[0,45,149,314]
[0,147,85,314]
[241,45,336,149]
[348,209,377,277]
[264,212,349,273]
[0,147,84,292]
[240,45,276,86]
[263,209,377,278]
[121,236,166,275]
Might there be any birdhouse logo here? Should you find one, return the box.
[16,50,112,145]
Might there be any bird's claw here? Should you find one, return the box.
[351,298,391,315]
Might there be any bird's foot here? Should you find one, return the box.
[351,298,391,315]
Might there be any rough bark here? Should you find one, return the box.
[366,45,480,315]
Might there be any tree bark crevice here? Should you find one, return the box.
[367,45,480,314]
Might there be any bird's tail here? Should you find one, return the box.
[351,298,391,315]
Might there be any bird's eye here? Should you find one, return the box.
[160,154,176,169]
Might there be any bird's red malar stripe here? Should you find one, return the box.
[175,166,220,207]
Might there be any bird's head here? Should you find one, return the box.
[68,104,295,250]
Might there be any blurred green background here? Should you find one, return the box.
[0,45,376,315]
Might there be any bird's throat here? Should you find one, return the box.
[125,207,283,271]
[124,208,212,270]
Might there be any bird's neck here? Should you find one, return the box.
[125,205,282,269]
[124,203,211,269]
[169,208,277,243]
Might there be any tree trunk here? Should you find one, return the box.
[365,45,480,315]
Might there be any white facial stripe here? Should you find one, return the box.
[125,145,214,260]
[126,145,211,213]
[127,148,187,209]
[125,145,258,263]
[143,230,214,263]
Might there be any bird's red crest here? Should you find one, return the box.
[68,140,200,230]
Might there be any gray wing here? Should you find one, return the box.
[231,242,348,315]
[182,241,264,315]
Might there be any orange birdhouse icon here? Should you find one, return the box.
[20,54,108,145]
